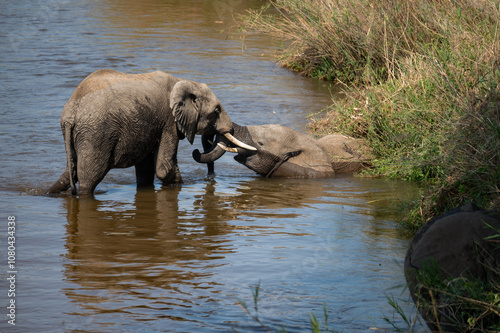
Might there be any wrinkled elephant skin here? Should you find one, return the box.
[317,134,372,174]
[194,123,372,178]
[46,69,253,196]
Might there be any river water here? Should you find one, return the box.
[0,1,422,332]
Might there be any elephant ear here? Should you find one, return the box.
[170,80,200,144]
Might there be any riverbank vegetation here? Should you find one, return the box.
[241,1,500,331]
[242,0,500,233]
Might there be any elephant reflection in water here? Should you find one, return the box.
[62,185,237,327]
[63,186,232,289]
[61,179,330,325]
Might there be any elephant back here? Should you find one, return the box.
[317,134,373,174]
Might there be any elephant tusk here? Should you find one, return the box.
[223,132,257,151]
[217,142,239,153]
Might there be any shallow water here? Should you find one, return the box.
[1,1,421,332]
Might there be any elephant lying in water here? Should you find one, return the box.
[193,123,372,178]
[46,69,255,196]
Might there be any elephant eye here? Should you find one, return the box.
[214,106,221,114]
[258,141,264,146]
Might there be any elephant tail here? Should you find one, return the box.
[63,123,77,195]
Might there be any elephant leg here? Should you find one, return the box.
[135,152,155,188]
[156,133,182,184]
[76,148,111,195]
[46,167,72,194]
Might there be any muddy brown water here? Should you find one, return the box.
[0,1,422,332]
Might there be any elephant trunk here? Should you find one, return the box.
[193,123,256,164]
[192,133,227,164]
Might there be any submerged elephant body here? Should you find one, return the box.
[47,69,253,195]
[317,134,373,174]
[194,123,372,178]
[246,124,334,177]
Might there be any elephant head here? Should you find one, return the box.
[193,123,335,178]
[170,81,255,151]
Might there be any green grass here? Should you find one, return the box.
[236,282,335,332]
[242,0,499,84]
[240,1,500,331]
[316,63,500,233]
[241,0,500,231]
[409,258,500,332]
[383,255,500,333]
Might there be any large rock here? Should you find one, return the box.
[404,203,500,332]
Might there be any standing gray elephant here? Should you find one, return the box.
[193,123,371,178]
[46,69,254,195]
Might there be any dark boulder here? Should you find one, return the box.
[405,203,500,332]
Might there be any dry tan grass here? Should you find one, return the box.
[243,0,500,226]
[243,0,499,83]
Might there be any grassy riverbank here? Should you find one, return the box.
[242,0,500,233]
[242,1,500,331]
